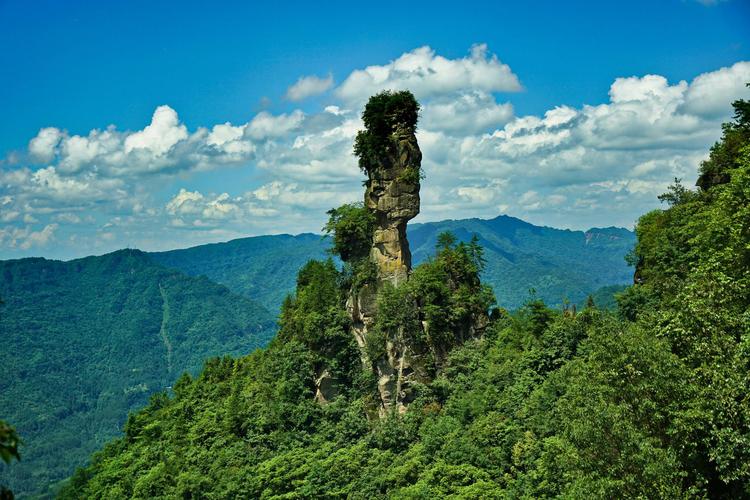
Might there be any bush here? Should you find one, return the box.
[353,90,420,173]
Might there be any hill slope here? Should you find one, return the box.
[0,250,276,498]
[409,216,634,309]
[149,233,330,312]
[150,216,634,312]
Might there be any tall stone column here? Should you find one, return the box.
[345,91,424,416]
[365,123,421,287]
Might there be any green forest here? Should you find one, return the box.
[0,250,276,497]
[44,91,750,498]
[0,181,632,498]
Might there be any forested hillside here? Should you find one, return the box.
[150,218,634,314]
[149,234,330,313]
[409,217,634,309]
[0,250,276,498]
[59,94,750,497]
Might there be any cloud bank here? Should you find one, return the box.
[285,74,335,101]
[1,45,748,258]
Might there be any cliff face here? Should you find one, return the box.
[365,122,421,287]
[343,90,487,416]
[345,91,424,415]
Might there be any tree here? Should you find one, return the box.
[0,420,20,500]
[696,91,750,191]
[353,90,420,173]
[323,203,375,263]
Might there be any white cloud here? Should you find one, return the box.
[28,127,63,163]
[165,188,205,215]
[335,44,522,104]
[285,74,334,101]
[421,91,514,134]
[124,105,188,155]
[54,213,82,224]
[1,211,19,222]
[682,61,750,117]
[410,61,750,227]
[25,105,256,178]
[2,45,749,258]
[0,223,58,250]
[30,166,124,203]
[166,189,241,222]
[23,223,58,249]
[245,110,305,140]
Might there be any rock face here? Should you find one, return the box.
[344,90,487,416]
[365,122,422,287]
[346,92,423,416]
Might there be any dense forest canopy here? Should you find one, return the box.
[0,251,276,498]
[52,91,750,498]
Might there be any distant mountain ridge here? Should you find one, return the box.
[151,214,635,311]
[409,215,635,309]
[150,233,330,312]
[0,249,276,498]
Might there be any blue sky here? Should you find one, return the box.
[0,0,749,259]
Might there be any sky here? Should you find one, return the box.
[0,0,749,260]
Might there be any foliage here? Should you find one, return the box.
[56,94,750,498]
[0,422,20,466]
[353,90,420,174]
[323,203,375,263]
[623,96,750,495]
[0,250,276,498]
[60,293,706,498]
[277,259,361,390]
[367,233,495,375]
[149,233,331,313]
[576,283,628,312]
[696,84,750,191]
[409,216,636,309]
[0,420,20,500]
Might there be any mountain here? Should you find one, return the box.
[150,215,635,313]
[0,218,634,498]
[59,92,750,499]
[149,233,331,312]
[409,216,634,309]
[0,249,276,498]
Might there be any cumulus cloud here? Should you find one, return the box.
[28,127,63,162]
[166,189,241,222]
[0,223,58,250]
[1,44,748,258]
[682,61,750,117]
[164,181,354,233]
[414,62,750,227]
[335,44,522,104]
[124,105,188,155]
[24,104,256,178]
[285,74,334,101]
[421,91,514,134]
[245,110,305,140]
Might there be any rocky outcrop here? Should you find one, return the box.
[365,122,421,287]
[346,92,423,415]
[345,90,487,416]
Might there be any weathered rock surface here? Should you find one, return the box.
[350,115,424,415]
[344,91,488,416]
[365,122,421,287]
